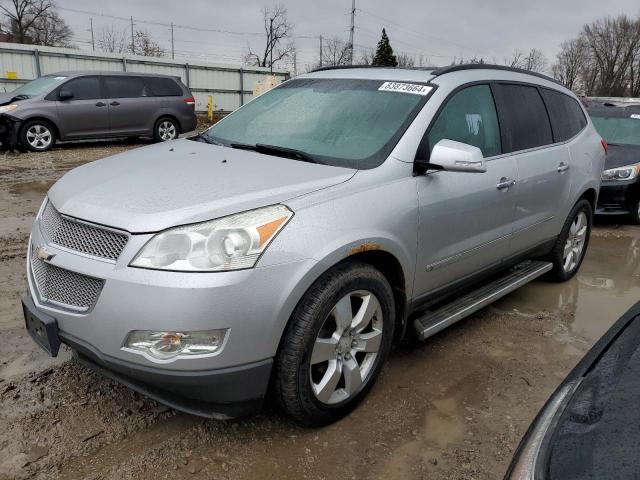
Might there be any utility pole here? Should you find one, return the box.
[130,16,135,54]
[89,18,95,51]
[293,50,297,76]
[319,35,323,67]
[170,22,175,59]
[269,17,274,73]
[348,0,356,65]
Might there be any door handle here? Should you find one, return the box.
[557,163,569,173]
[496,178,516,191]
[95,102,106,107]
[110,101,121,106]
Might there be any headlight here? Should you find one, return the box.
[123,329,227,360]
[0,104,18,114]
[130,205,293,272]
[602,163,640,181]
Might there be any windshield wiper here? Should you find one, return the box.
[193,133,223,146]
[10,94,30,101]
[230,142,320,164]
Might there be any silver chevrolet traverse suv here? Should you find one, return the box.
[22,65,605,426]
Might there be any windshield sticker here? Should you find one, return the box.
[631,114,640,120]
[54,76,67,80]
[378,82,432,96]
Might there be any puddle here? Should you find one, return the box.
[8,180,54,200]
[494,235,640,342]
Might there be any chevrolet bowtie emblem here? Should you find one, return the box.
[36,246,56,262]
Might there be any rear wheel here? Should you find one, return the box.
[20,120,56,152]
[274,262,395,426]
[546,199,592,282]
[153,117,178,142]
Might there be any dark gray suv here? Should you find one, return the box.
[0,71,197,152]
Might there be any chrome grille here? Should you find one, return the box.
[40,201,128,261]
[30,247,104,312]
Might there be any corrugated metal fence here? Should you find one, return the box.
[0,42,289,112]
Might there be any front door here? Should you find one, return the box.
[414,84,518,297]
[55,76,109,138]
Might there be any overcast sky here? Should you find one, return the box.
[54,0,640,73]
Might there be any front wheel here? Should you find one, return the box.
[20,120,56,152]
[546,199,592,282]
[274,262,395,426]
[630,199,640,225]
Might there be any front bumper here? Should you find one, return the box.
[596,179,639,215]
[0,114,21,149]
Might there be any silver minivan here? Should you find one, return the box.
[0,71,197,151]
[22,65,605,426]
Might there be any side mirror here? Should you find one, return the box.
[58,90,74,101]
[416,139,486,173]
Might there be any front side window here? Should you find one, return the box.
[104,76,148,99]
[492,84,553,152]
[427,84,502,157]
[205,78,431,169]
[60,76,101,100]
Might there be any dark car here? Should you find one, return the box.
[589,106,640,223]
[0,71,197,152]
[506,301,640,479]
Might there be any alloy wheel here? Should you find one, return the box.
[309,290,383,405]
[26,124,52,150]
[563,211,588,272]
[158,121,177,141]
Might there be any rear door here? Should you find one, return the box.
[414,84,518,296]
[55,76,109,138]
[103,76,159,136]
[492,83,572,253]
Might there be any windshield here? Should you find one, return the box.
[591,114,640,146]
[205,78,431,169]
[10,75,67,97]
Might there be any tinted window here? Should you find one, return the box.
[428,84,502,157]
[493,84,553,152]
[104,76,148,98]
[145,77,183,96]
[61,76,101,100]
[542,89,587,142]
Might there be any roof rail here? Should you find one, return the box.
[430,64,561,85]
[310,65,433,73]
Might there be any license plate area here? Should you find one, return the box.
[22,295,61,357]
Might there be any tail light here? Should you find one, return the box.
[184,96,195,107]
[601,139,608,154]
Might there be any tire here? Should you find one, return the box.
[546,199,592,282]
[153,117,179,142]
[20,119,56,152]
[274,261,395,426]
[630,199,640,225]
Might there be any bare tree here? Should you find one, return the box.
[397,52,415,68]
[245,4,294,69]
[96,24,128,53]
[357,47,375,66]
[0,0,52,43]
[29,9,72,47]
[582,15,640,96]
[131,30,164,57]
[552,38,588,90]
[321,37,350,66]
[505,48,548,72]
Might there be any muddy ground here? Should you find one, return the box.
[1,140,639,480]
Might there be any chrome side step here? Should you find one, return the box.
[414,260,552,341]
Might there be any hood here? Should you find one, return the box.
[0,92,35,106]
[49,139,356,233]
[605,143,640,170]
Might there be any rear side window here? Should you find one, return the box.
[61,76,101,100]
[145,77,183,96]
[541,89,587,142]
[427,84,502,157]
[492,84,553,152]
[104,76,148,98]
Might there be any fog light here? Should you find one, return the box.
[123,329,227,360]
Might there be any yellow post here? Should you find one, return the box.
[207,95,213,121]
